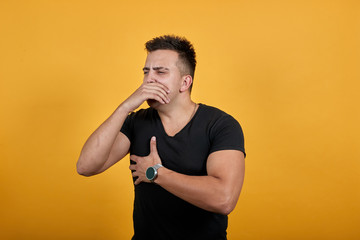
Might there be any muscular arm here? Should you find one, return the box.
[156,150,245,215]
[76,105,130,176]
[76,81,170,176]
[130,139,245,215]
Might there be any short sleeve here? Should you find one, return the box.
[120,111,135,141]
[209,115,246,157]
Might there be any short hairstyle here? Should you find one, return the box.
[145,35,197,92]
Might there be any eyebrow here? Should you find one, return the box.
[142,67,170,71]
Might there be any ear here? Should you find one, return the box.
[179,75,193,92]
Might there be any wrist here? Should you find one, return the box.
[153,166,170,184]
[118,102,135,115]
[146,164,163,183]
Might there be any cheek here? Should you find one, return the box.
[156,77,172,89]
[158,74,181,91]
[156,77,167,85]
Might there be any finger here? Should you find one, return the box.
[150,136,158,155]
[131,171,138,177]
[145,89,170,104]
[154,90,171,103]
[129,164,136,171]
[143,84,170,103]
[134,178,141,185]
[149,92,168,104]
[145,82,170,94]
[144,83,170,97]
[130,155,139,163]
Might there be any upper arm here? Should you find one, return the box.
[95,131,131,174]
[207,150,245,209]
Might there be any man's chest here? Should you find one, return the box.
[130,120,211,175]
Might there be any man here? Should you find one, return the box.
[77,35,245,240]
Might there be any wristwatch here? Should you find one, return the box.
[145,164,163,182]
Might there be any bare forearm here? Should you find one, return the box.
[155,168,241,215]
[77,81,171,176]
[77,104,130,174]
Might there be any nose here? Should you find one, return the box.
[145,70,157,83]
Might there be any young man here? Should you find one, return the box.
[77,35,245,240]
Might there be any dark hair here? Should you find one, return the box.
[145,35,197,92]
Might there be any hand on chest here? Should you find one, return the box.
[131,127,210,176]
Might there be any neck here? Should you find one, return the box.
[155,97,198,137]
[157,97,196,121]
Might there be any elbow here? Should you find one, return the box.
[217,196,236,216]
[77,167,93,177]
[213,188,239,215]
[76,164,92,177]
[76,158,97,177]
[224,203,236,216]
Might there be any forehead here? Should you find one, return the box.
[144,49,179,67]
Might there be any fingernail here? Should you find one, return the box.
[151,136,156,141]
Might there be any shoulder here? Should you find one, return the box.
[128,107,156,120]
[199,104,246,156]
[198,104,227,116]
[121,107,157,138]
[198,104,240,127]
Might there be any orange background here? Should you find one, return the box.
[1,0,359,239]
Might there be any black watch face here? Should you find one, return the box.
[146,167,156,180]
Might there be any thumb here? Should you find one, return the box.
[150,136,158,155]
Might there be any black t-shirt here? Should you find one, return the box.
[121,103,245,240]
